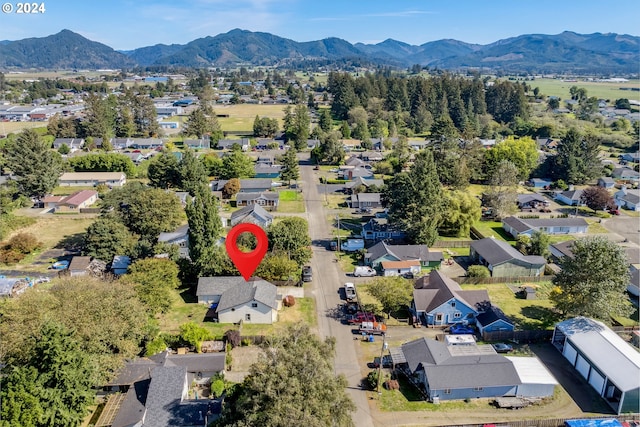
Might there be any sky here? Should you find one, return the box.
[1,0,639,50]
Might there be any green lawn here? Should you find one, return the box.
[461,282,561,330]
[325,194,348,209]
[157,287,317,337]
[527,78,640,103]
[472,221,513,241]
[277,190,305,213]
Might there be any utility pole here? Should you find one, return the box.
[376,334,388,395]
[336,214,340,257]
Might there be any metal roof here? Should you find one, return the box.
[506,356,558,385]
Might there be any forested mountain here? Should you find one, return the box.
[0,29,638,73]
[0,30,135,69]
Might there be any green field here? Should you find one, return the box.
[528,78,640,102]
[277,189,305,213]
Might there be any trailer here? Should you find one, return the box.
[359,321,387,335]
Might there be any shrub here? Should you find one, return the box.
[210,378,225,398]
[225,343,233,370]
[0,249,25,264]
[145,336,168,356]
[241,338,251,347]
[467,265,490,278]
[5,232,42,254]
[366,370,379,390]
[224,330,241,348]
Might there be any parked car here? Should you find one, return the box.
[344,282,357,301]
[372,355,393,368]
[302,265,312,282]
[357,207,372,214]
[354,266,377,277]
[449,323,475,334]
[401,272,414,279]
[492,343,514,353]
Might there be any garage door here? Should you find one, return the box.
[563,342,577,365]
[588,369,605,395]
[576,354,590,379]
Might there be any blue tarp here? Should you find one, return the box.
[565,420,623,427]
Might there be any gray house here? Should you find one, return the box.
[399,337,556,402]
[470,237,546,277]
[554,189,585,206]
[101,351,223,427]
[614,187,640,211]
[239,179,273,193]
[230,204,273,228]
[552,317,640,414]
[196,276,279,324]
[343,177,384,194]
[158,224,190,259]
[236,192,279,209]
[502,216,588,237]
[348,193,382,209]
[612,167,640,181]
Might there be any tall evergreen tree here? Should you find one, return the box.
[147,149,180,189]
[553,127,602,184]
[280,148,300,185]
[6,129,62,198]
[186,185,223,276]
[84,93,116,141]
[384,150,443,245]
[178,148,208,196]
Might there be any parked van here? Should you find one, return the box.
[340,239,364,252]
[354,266,376,277]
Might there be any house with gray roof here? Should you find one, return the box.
[238,179,273,193]
[365,241,443,270]
[348,192,382,209]
[343,177,384,194]
[101,351,224,427]
[598,177,616,189]
[470,237,546,277]
[184,138,210,149]
[158,224,190,259]
[552,317,640,414]
[230,204,273,228]
[517,193,548,210]
[475,305,515,335]
[412,270,490,326]
[361,217,406,242]
[196,276,279,324]
[236,192,279,209]
[502,216,588,237]
[612,167,640,182]
[399,336,556,402]
[216,138,250,151]
[554,189,585,206]
[614,187,640,211]
[53,137,85,151]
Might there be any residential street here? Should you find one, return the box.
[300,159,376,427]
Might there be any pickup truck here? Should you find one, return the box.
[344,282,357,301]
[346,312,375,324]
[302,265,312,282]
[359,321,387,335]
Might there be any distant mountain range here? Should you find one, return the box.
[0,29,638,74]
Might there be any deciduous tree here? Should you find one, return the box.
[267,217,312,266]
[580,186,615,211]
[83,217,136,261]
[483,136,539,180]
[439,190,481,237]
[551,236,631,319]
[217,323,355,426]
[368,276,414,318]
[123,258,180,315]
[485,160,519,220]
[220,148,255,179]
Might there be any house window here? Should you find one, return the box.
[473,387,483,391]
[251,302,258,308]
[453,312,461,319]
[435,313,443,322]
[450,301,456,308]
[443,389,451,394]
[245,313,251,321]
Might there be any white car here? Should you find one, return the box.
[354,266,377,277]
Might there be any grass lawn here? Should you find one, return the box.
[51,186,99,195]
[528,78,640,103]
[472,220,513,241]
[325,194,348,209]
[214,104,287,133]
[337,252,360,273]
[442,247,470,257]
[586,219,609,234]
[621,209,640,218]
[157,286,317,337]
[277,189,305,213]
[460,282,561,330]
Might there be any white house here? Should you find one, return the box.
[381,260,421,277]
[614,187,640,211]
[196,276,279,324]
[502,216,588,237]
[58,172,127,187]
[554,189,584,206]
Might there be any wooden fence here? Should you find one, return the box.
[452,275,555,285]
[433,240,473,248]
[482,329,553,343]
[435,415,640,427]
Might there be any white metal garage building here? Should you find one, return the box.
[552,317,640,414]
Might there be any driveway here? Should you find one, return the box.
[301,159,375,427]
[601,216,640,245]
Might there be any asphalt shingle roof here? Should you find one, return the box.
[401,338,521,390]
[229,204,273,223]
[471,237,545,267]
[367,241,443,263]
[216,278,278,311]
[413,270,489,313]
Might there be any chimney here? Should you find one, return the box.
[568,185,574,191]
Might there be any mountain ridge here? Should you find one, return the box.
[0,28,637,73]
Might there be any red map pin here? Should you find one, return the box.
[225,223,269,281]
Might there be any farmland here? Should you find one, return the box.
[527,78,640,102]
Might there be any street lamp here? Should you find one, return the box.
[376,334,388,395]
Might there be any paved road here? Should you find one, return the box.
[301,161,375,427]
